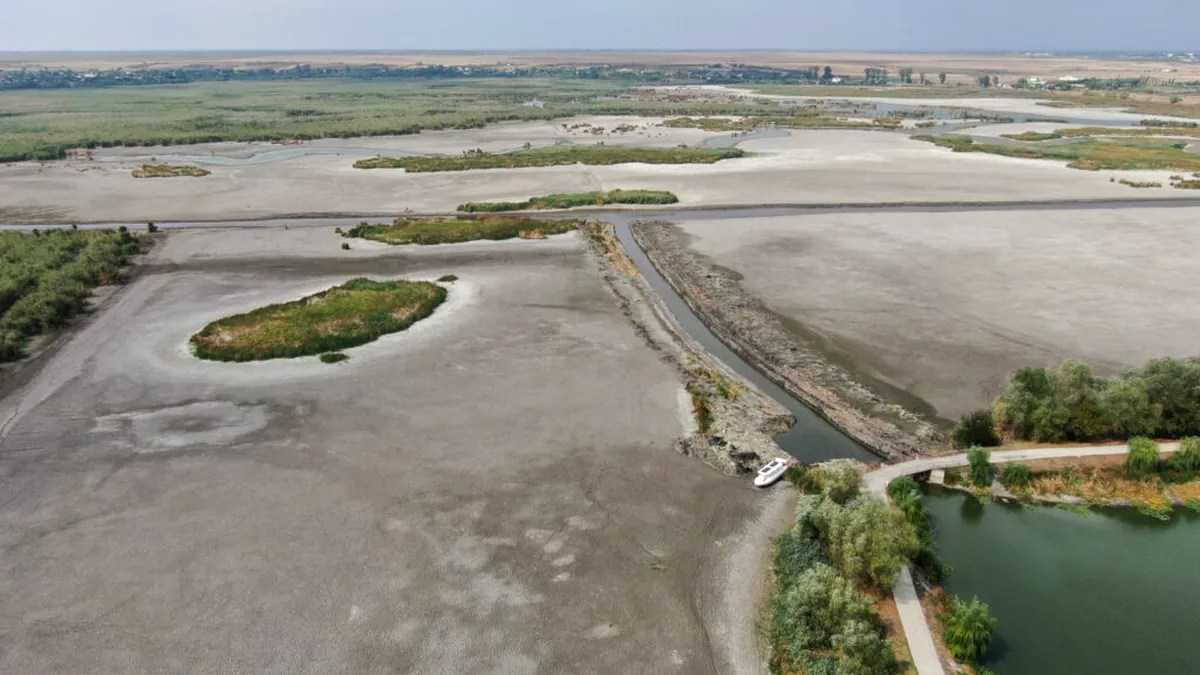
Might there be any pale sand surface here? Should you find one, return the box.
[674,207,1200,421]
[0,229,770,674]
[3,119,1194,224]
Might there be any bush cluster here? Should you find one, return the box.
[457,189,678,212]
[951,409,1001,448]
[769,490,903,675]
[887,477,950,583]
[992,358,1200,443]
[1,228,141,362]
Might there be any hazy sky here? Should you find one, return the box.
[2,0,1197,52]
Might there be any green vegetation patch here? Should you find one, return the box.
[458,189,678,212]
[663,113,900,132]
[1,227,142,363]
[1057,126,1200,139]
[190,278,446,362]
[319,352,349,364]
[0,78,807,163]
[1119,178,1163,188]
[1000,131,1063,141]
[346,216,580,245]
[916,134,1200,172]
[354,144,746,172]
[767,463,935,674]
[131,163,210,178]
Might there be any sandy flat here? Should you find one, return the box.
[0,229,767,674]
[3,119,1196,225]
[673,207,1200,421]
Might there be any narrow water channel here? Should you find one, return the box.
[605,216,874,463]
[926,488,1200,675]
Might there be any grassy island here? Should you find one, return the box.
[1000,131,1063,141]
[353,145,746,171]
[457,189,678,212]
[190,278,446,362]
[345,216,580,245]
[131,164,210,178]
[1,228,143,363]
[664,114,901,131]
[915,134,1200,172]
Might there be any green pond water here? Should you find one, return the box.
[925,489,1200,675]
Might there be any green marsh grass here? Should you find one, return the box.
[457,189,678,212]
[346,216,580,245]
[190,278,445,362]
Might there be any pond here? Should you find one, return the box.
[925,488,1200,675]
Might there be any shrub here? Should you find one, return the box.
[817,462,862,505]
[1125,436,1160,474]
[832,619,897,675]
[887,476,921,503]
[943,596,997,665]
[319,352,348,364]
[1169,437,1200,473]
[999,463,1032,488]
[952,409,1001,447]
[147,222,158,233]
[968,446,991,488]
[784,465,820,493]
[340,242,350,250]
[437,274,459,282]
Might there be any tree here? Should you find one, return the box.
[1055,360,1106,440]
[943,596,997,664]
[978,74,992,88]
[823,66,834,82]
[1125,436,1160,474]
[995,366,1055,439]
[991,75,1000,87]
[968,446,991,487]
[817,496,918,590]
[1141,358,1200,436]
[919,72,928,85]
[939,72,947,85]
[953,409,1001,447]
[1101,377,1161,437]
[1169,436,1200,473]
[899,67,914,84]
[777,562,876,656]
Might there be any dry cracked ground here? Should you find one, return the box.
[0,228,771,674]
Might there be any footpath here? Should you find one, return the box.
[864,442,1180,675]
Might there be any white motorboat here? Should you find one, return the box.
[754,458,790,488]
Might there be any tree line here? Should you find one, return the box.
[954,357,1200,446]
